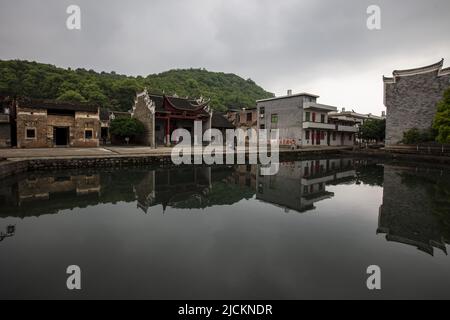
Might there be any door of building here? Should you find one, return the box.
[316,131,321,145]
[54,127,69,147]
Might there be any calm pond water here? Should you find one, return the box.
[1,157,450,299]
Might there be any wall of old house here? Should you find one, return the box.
[132,95,155,147]
[384,69,450,145]
[0,122,11,147]
[16,107,49,148]
[16,106,100,148]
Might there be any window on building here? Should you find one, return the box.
[333,132,336,141]
[260,107,265,115]
[303,186,309,194]
[305,112,311,122]
[260,124,265,130]
[271,114,278,129]
[321,114,326,123]
[312,112,316,122]
[305,130,310,140]
[247,112,252,122]
[320,131,325,140]
[26,128,36,139]
[349,134,353,141]
[304,166,310,176]
[85,129,94,140]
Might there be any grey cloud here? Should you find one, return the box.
[0,0,449,114]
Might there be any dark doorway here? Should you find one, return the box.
[101,127,109,145]
[54,127,69,147]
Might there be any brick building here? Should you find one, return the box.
[226,108,258,131]
[383,59,450,146]
[0,95,13,148]
[15,98,101,148]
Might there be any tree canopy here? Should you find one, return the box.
[433,87,450,144]
[0,60,274,112]
[110,118,145,139]
[359,119,386,142]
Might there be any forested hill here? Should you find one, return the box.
[0,60,274,111]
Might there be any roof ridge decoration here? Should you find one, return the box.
[133,89,155,116]
[384,59,448,83]
[440,67,450,76]
[165,95,210,112]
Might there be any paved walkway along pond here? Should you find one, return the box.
[1,157,450,299]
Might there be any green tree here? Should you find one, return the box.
[402,128,437,144]
[433,88,450,144]
[0,59,274,112]
[110,117,145,140]
[359,119,386,142]
[56,90,86,102]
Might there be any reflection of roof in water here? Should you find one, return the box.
[377,165,450,256]
[0,166,256,218]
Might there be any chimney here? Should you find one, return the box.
[287,89,292,96]
[342,107,346,112]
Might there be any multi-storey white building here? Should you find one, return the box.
[256,91,357,148]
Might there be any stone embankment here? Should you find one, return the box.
[0,146,351,178]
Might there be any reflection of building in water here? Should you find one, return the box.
[233,165,257,189]
[378,165,450,256]
[134,166,256,213]
[0,166,257,218]
[0,225,16,243]
[134,167,212,213]
[0,173,101,218]
[256,158,356,213]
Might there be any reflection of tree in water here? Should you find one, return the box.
[355,163,384,187]
[0,225,15,243]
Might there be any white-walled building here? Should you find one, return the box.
[256,91,357,148]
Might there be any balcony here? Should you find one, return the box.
[0,114,10,123]
[337,125,358,133]
[304,102,338,112]
[303,121,335,130]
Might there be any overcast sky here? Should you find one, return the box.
[1,0,449,114]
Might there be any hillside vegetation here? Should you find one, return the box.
[0,60,273,111]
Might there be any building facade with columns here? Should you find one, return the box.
[132,90,213,147]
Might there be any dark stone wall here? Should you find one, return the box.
[384,70,450,145]
[0,123,11,147]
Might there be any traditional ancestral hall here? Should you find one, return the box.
[132,90,234,147]
[14,97,100,148]
[256,90,358,148]
[383,59,450,146]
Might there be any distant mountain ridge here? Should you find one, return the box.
[0,59,274,111]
